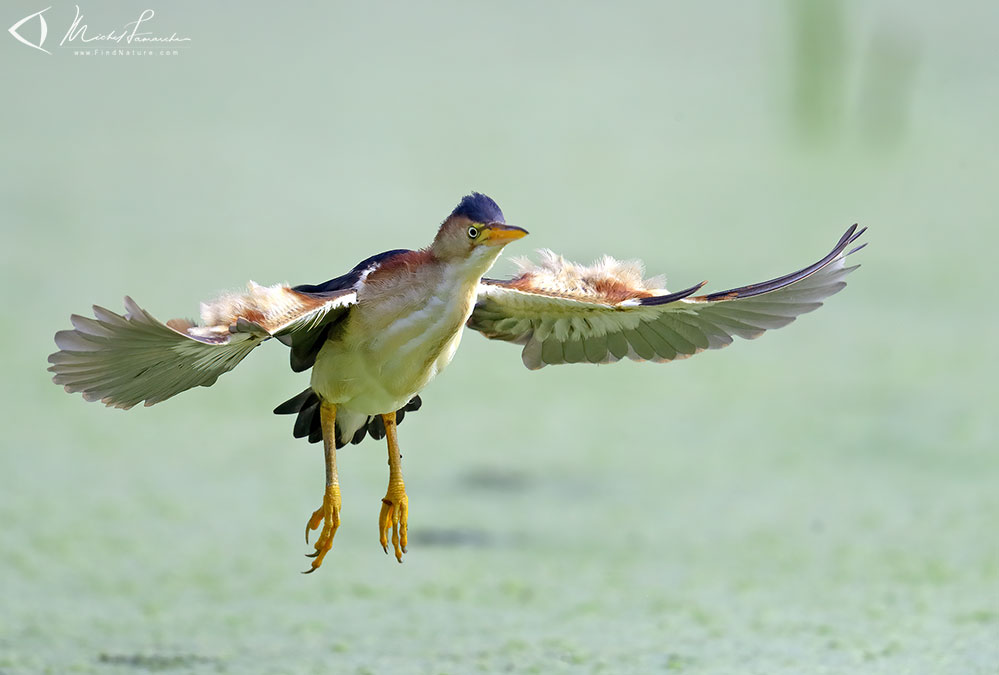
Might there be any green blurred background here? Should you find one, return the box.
[2,1,996,673]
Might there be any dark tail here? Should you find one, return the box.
[273,389,422,449]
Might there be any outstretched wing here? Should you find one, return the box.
[49,285,356,409]
[468,225,866,369]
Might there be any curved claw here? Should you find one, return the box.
[378,486,408,563]
[303,485,341,573]
[305,506,323,545]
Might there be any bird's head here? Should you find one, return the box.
[431,193,528,273]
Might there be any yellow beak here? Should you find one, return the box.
[480,223,529,246]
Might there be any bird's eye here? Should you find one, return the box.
[467,226,479,239]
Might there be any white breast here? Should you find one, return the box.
[309,261,480,415]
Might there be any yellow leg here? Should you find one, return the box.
[303,401,341,573]
[378,411,408,562]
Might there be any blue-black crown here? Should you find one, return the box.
[450,192,505,224]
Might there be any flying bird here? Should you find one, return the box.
[49,193,866,572]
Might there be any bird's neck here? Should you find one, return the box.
[453,246,505,287]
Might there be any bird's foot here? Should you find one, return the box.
[303,484,341,573]
[378,480,408,562]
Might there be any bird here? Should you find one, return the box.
[49,193,866,572]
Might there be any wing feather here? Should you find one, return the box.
[468,225,866,369]
[646,318,694,355]
[625,327,656,361]
[562,337,587,364]
[583,334,608,363]
[522,336,544,369]
[606,331,630,361]
[49,285,356,409]
[541,336,565,366]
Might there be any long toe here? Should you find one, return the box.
[302,485,341,573]
[305,506,324,544]
[378,487,408,562]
